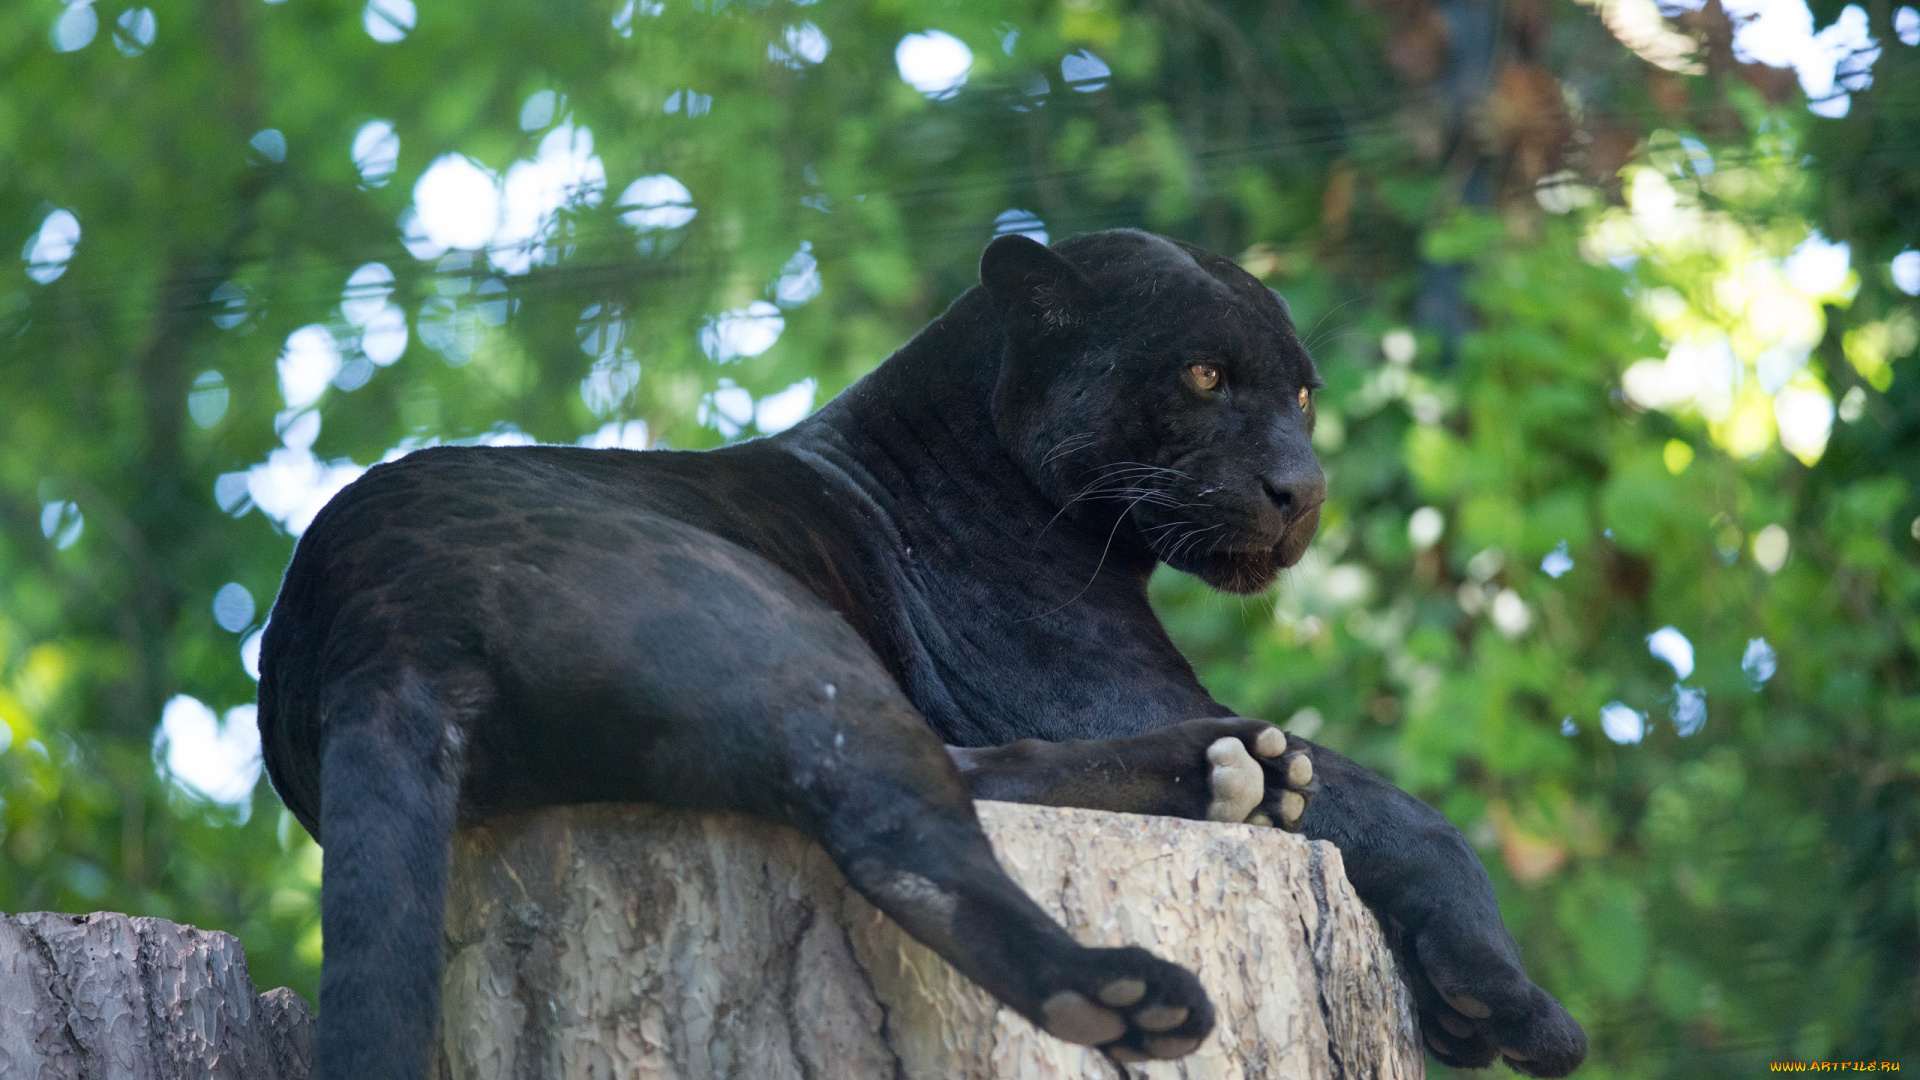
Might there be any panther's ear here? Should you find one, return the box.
[979,234,1096,341]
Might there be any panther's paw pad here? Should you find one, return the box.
[1407,933,1588,1078]
[1042,991,1126,1045]
[1205,737,1264,823]
[1041,947,1215,1062]
[1202,723,1316,833]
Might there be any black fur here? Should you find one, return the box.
[260,229,1585,1077]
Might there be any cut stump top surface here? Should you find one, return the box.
[439,800,1423,1080]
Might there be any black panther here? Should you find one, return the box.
[258,229,1586,1077]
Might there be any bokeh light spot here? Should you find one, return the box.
[993,209,1048,244]
[896,31,972,99]
[1061,49,1111,91]
[189,370,229,428]
[154,696,261,807]
[364,0,415,43]
[212,583,256,632]
[352,120,400,187]
[52,1,98,52]
[1408,506,1445,549]
[1600,701,1647,744]
[1752,523,1790,572]
[23,209,81,284]
[412,154,500,252]
[1647,626,1694,679]
[113,7,155,55]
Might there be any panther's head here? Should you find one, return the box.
[981,229,1325,595]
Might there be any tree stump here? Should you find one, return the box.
[438,801,1422,1080]
[0,910,315,1079]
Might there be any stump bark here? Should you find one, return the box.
[0,910,315,1079]
[438,800,1422,1080]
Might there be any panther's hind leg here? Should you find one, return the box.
[313,664,481,1080]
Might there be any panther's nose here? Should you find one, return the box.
[1261,467,1326,523]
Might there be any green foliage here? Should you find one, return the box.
[2,0,1915,1072]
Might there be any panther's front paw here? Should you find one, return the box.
[1035,945,1215,1062]
[1202,724,1316,832]
[1400,919,1588,1077]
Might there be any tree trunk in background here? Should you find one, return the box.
[437,801,1423,1080]
[0,911,315,1079]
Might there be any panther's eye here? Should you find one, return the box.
[1297,387,1312,412]
[1184,363,1222,392]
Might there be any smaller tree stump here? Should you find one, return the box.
[0,910,315,1079]
[438,801,1423,1080]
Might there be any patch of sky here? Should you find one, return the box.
[1647,625,1694,679]
[23,209,80,284]
[41,500,83,550]
[1560,716,1579,737]
[896,31,972,99]
[403,129,603,274]
[1677,135,1714,176]
[755,379,817,434]
[212,583,256,633]
[52,1,97,53]
[279,325,341,409]
[1775,383,1833,463]
[774,242,821,307]
[578,303,639,415]
[419,296,482,365]
[699,380,756,438]
[1061,49,1111,91]
[581,356,641,416]
[364,0,415,43]
[577,302,627,358]
[1671,685,1707,736]
[1898,6,1919,45]
[189,371,229,427]
[352,120,400,187]
[580,419,650,449]
[341,263,394,322]
[409,154,497,253]
[993,209,1048,245]
[474,278,514,326]
[1891,250,1920,296]
[1600,701,1647,744]
[113,7,155,56]
[241,629,264,680]
[520,91,561,131]
[663,90,712,116]
[770,22,829,67]
[618,175,697,252]
[154,696,261,809]
[490,124,605,274]
[1756,344,1810,393]
[210,281,252,329]
[230,325,369,536]
[612,0,662,38]
[700,302,784,362]
[1742,637,1777,686]
[1541,540,1574,578]
[250,129,287,163]
[998,23,1019,54]
[1716,0,1881,116]
[1784,233,1851,294]
[1012,71,1051,111]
